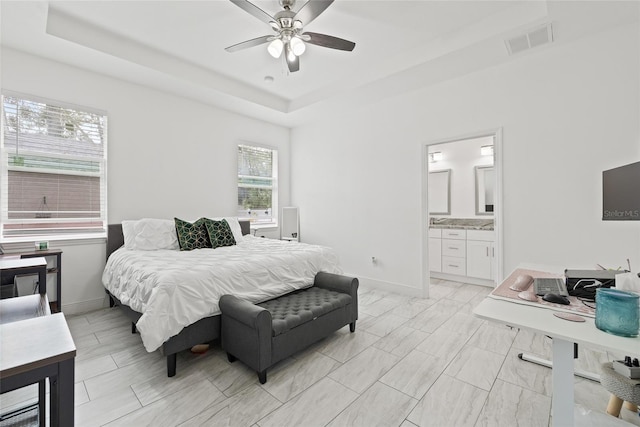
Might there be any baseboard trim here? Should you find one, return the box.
[61,296,108,315]
[349,274,425,297]
[431,272,495,287]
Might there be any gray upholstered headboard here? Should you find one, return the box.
[106,220,251,260]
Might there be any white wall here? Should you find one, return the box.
[429,136,494,219]
[1,48,291,313]
[291,23,640,294]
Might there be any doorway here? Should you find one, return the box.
[421,129,503,297]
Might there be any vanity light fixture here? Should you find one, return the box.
[481,145,494,156]
[429,152,443,162]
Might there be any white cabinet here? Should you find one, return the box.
[428,228,442,272]
[466,230,495,280]
[429,228,495,283]
[442,256,466,275]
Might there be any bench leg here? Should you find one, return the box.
[167,354,177,377]
[258,370,267,384]
[607,394,623,417]
[350,321,356,333]
[227,353,237,363]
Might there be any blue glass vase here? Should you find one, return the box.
[595,288,639,337]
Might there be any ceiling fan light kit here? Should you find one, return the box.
[226,0,355,73]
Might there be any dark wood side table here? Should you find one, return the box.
[18,249,62,312]
[0,313,76,427]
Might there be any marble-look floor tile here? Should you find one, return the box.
[327,381,418,427]
[407,374,487,427]
[404,307,451,333]
[72,332,100,351]
[75,354,118,382]
[74,381,89,406]
[466,322,517,356]
[414,327,468,363]
[475,379,550,427]
[104,379,223,426]
[261,350,339,402]
[206,354,259,397]
[439,311,484,337]
[132,352,228,406]
[257,378,358,427]
[379,350,447,399]
[67,310,130,340]
[358,289,390,307]
[448,285,484,303]
[110,341,164,368]
[179,384,281,426]
[426,284,456,299]
[512,328,552,358]
[75,386,141,427]
[445,346,504,391]
[357,311,408,337]
[83,355,166,400]
[575,346,608,374]
[497,347,552,396]
[373,326,430,358]
[389,299,434,319]
[574,377,613,417]
[328,347,399,393]
[359,293,409,316]
[316,329,380,363]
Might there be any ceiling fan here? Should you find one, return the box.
[225,0,356,73]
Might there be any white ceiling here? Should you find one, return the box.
[1,1,638,127]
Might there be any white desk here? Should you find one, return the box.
[474,295,639,426]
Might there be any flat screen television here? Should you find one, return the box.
[602,160,640,220]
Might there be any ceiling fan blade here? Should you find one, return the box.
[225,35,273,53]
[303,32,355,51]
[294,0,334,26]
[287,53,300,73]
[229,0,275,25]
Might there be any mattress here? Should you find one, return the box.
[102,235,342,352]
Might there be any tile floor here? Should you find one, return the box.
[2,279,639,426]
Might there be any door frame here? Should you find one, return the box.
[421,128,504,297]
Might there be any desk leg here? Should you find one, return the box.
[50,358,74,427]
[552,338,574,427]
[38,380,46,427]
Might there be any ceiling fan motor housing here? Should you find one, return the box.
[279,0,297,10]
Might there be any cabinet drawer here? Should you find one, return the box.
[442,256,466,275]
[428,228,442,238]
[442,229,466,240]
[466,230,494,242]
[442,239,466,257]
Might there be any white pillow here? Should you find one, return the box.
[122,218,180,251]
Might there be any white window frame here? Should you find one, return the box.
[237,143,278,227]
[0,92,108,242]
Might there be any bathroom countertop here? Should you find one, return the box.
[429,218,494,230]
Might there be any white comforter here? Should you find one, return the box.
[102,235,342,352]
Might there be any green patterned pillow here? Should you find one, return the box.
[174,218,212,251]
[204,218,236,249]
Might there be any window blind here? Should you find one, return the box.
[1,94,107,240]
[237,144,277,224]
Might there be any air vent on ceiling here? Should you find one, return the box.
[505,23,554,56]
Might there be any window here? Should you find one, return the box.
[1,93,107,241]
[237,144,277,225]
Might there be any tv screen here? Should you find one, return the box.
[603,161,640,220]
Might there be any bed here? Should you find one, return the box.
[103,218,342,377]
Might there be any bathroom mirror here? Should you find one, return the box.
[429,169,451,215]
[475,166,494,215]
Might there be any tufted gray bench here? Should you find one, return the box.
[219,272,358,384]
